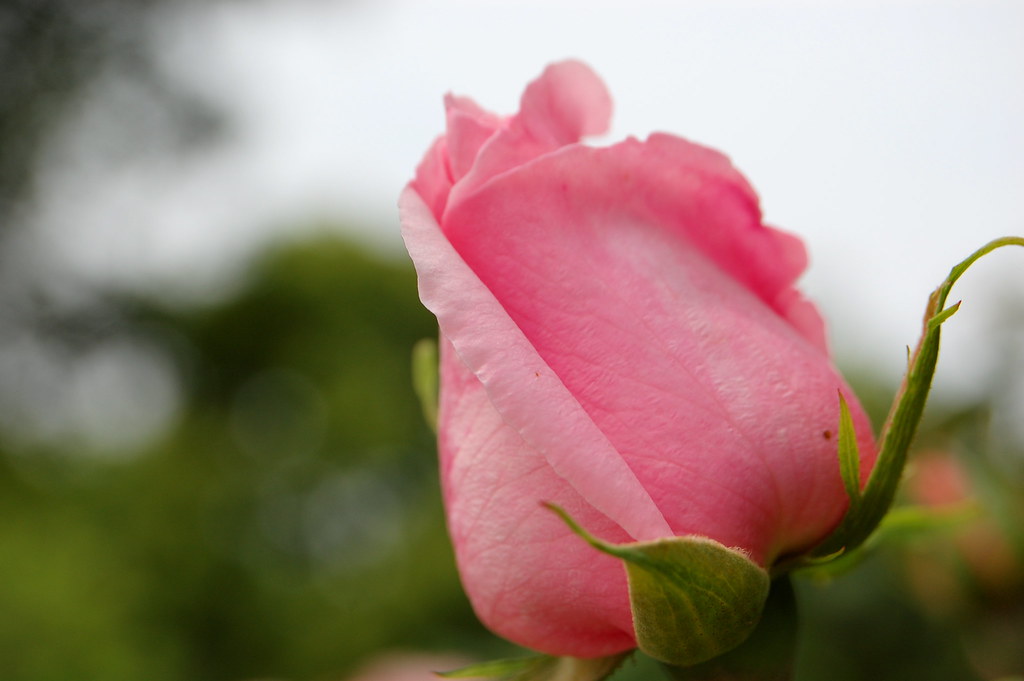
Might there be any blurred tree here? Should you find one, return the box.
[0,237,495,681]
[0,0,223,452]
[1,3,497,676]
[0,0,220,219]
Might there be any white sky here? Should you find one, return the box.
[27,0,1024,407]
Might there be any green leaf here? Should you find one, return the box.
[412,337,439,433]
[546,504,770,667]
[438,652,630,681]
[836,392,862,508]
[813,236,1024,559]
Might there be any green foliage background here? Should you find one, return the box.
[0,240,489,680]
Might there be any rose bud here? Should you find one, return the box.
[399,60,876,661]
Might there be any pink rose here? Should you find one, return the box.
[399,60,876,658]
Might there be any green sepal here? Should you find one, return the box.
[836,391,862,509]
[437,652,630,681]
[546,504,770,667]
[813,237,1024,559]
[927,300,961,330]
[659,577,798,681]
[412,337,439,433]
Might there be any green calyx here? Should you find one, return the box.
[810,236,1024,562]
[546,504,770,668]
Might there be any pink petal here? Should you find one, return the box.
[443,94,504,182]
[438,337,635,655]
[621,134,809,312]
[774,287,829,354]
[441,139,876,564]
[517,59,613,143]
[410,136,453,222]
[445,60,612,216]
[399,186,673,543]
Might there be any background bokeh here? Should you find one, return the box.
[1,1,1022,679]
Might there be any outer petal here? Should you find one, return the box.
[442,139,876,565]
[774,287,829,354]
[438,337,635,655]
[401,185,665,655]
[399,186,672,543]
[600,134,809,322]
[410,136,453,222]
